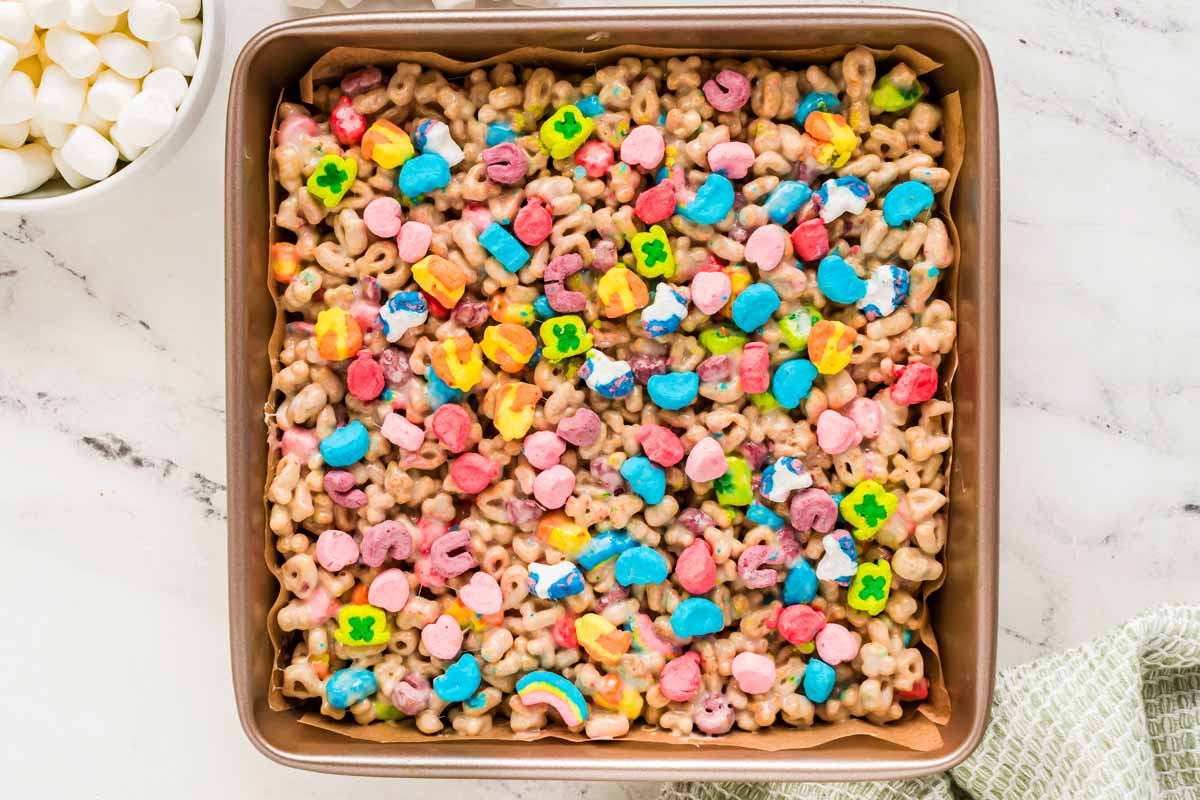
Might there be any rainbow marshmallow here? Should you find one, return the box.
[628,612,680,657]
[516,670,589,725]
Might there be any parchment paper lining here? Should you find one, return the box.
[262,42,965,753]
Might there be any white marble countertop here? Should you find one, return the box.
[2,0,1197,796]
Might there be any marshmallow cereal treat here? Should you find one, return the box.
[270,50,955,739]
[0,0,201,197]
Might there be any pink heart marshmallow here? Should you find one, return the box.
[421,614,464,660]
[620,124,666,170]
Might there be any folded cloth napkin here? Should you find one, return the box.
[661,605,1200,800]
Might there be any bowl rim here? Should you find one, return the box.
[0,0,224,211]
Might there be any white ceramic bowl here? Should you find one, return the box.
[0,0,223,211]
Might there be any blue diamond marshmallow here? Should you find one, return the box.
[479,222,530,273]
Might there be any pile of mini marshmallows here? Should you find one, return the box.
[285,0,552,9]
[0,0,201,198]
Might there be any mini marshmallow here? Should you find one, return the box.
[0,39,17,82]
[0,70,34,125]
[148,34,195,75]
[93,0,132,13]
[87,69,138,120]
[431,0,476,8]
[34,64,86,123]
[0,142,55,197]
[115,89,174,146]
[76,96,113,134]
[25,0,70,29]
[59,123,117,180]
[66,0,118,35]
[51,145,95,188]
[127,1,181,43]
[532,464,575,510]
[15,34,39,62]
[0,2,34,45]
[34,114,72,147]
[108,119,145,160]
[44,27,101,79]
[96,32,152,79]
[161,0,200,17]
[177,17,200,50]
[141,66,186,107]
[0,120,28,148]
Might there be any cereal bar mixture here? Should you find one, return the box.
[269,48,955,740]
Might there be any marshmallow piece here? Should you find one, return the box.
[177,17,200,50]
[380,412,425,451]
[52,146,95,188]
[60,124,118,180]
[87,69,138,120]
[35,114,72,147]
[0,142,55,197]
[76,97,113,135]
[115,89,174,146]
[15,40,40,70]
[93,0,131,13]
[0,120,28,147]
[35,65,86,123]
[731,651,776,695]
[432,0,475,7]
[148,34,195,75]
[108,119,145,160]
[128,1,181,43]
[97,33,152,79]
[161,0,200,17]
[25,0,71,28]
[141,66,186,107]
[45,27,102,79]
[0,2,34,45]
[0,39,17,82]
[66,0,118,35]
[0,68,34,124]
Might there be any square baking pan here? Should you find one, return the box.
[226,5,999,780]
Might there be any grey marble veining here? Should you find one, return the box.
[1,1,1197,797]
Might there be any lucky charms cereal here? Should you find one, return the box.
[270,48,955,741]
